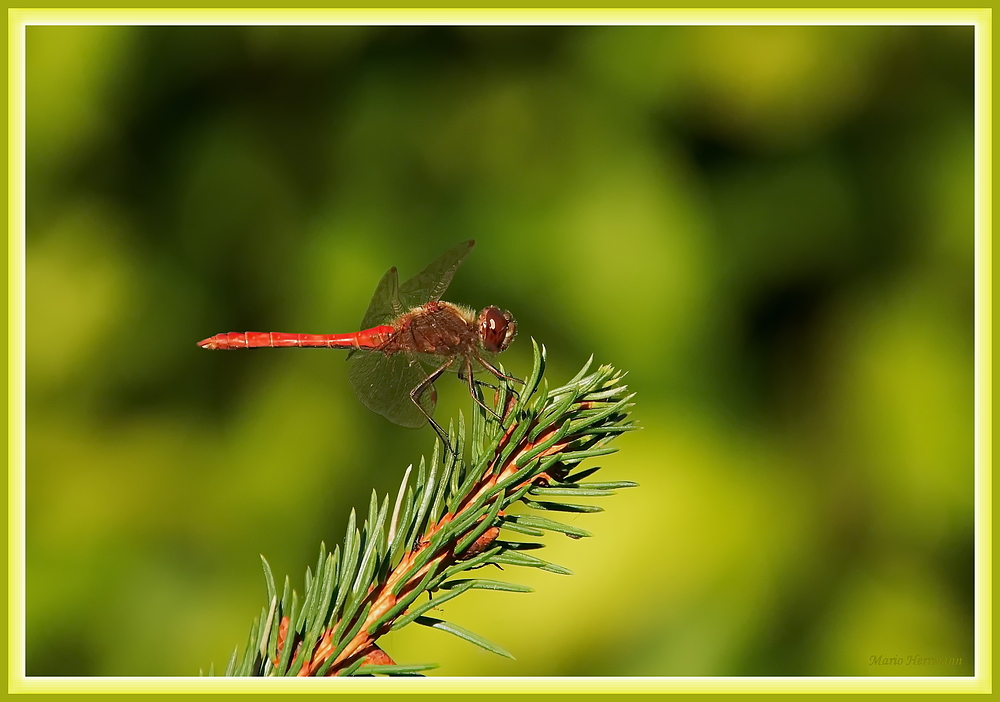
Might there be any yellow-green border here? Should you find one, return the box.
[6,7,991,695]
[5,7,994,24]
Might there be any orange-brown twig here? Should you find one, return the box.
[305,412,573,676]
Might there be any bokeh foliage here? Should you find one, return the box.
[25,25,973,676]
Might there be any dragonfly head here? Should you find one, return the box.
[477,306,517,354]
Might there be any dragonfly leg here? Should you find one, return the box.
[475,355,524,400]
[410,360,455,454]
[461,359,503,423]
[459,370,507,402]
[458,370,500,393]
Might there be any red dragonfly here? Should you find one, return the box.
[198,240,518,444]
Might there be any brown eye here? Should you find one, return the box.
[478,306,516,354]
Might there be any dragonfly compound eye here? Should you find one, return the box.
[478,306,517,354]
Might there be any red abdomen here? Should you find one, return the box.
[197,326,395,350]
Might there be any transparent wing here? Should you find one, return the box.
[398,240,475,311]
[357,240,473,329]
[358,265,406,330]
[347,350,434,428]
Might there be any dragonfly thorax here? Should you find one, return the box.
[477,306,517,354]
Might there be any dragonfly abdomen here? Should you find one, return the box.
[198,326,395,350]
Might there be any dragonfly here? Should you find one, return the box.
[198,240,519,446]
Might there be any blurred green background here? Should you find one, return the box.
[25,25,974,677]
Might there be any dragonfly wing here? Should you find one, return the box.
[348,350,434,428]
[358,265,406,331]
[398,240,475,310]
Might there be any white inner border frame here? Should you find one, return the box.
[7,8,991,694]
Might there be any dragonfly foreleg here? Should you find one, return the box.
[459,372,507,399]
[461,359,503,423]
[475,355,524,401]
[410,359,456,455]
